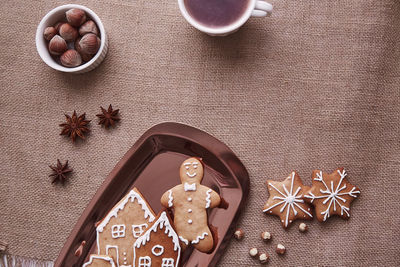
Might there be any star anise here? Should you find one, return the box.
[49,159,72,184]
[96,104,120,128]
[59,110,90,142]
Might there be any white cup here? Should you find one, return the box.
[36,4,108,74]
[178,0,273,36]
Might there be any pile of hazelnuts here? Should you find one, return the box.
[43,8,101,68]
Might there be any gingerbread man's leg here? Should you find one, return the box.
[191,228,214,253]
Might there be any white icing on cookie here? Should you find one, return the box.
[187,197,192,202]
[111,224,125,238]
[151,244,164,256]
[191,232,208,244]
[304,169,360,221]
[168,190,173,207]
[188,219,193,224]
[263,172,313,227]
[205,189,212,208]
[186,171,197,178]
[82,255,116,267]
[184,182,196,191]
[179,236,189,245]
[132,223,148,238]
[188,209,192,213]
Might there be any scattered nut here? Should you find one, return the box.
[79,33,100,55]
[66,8,87,27]
[249,248,258,257]
[59,23,79,42]
[48,35,67,56]
[60,49,82,67]
[234,229,244,240]
[79,20,99,36]
[299,222,308,232]
[43,26,57,41]
[259,253,269,264]
[261,231,271,241]
[276,244,286,255]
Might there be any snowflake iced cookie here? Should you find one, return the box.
[304,168,360,222]
[160,157,222,253]
[263,171,313,228]
[95,188,156,267]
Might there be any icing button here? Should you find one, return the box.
[188,209,192,213]
[188,219,193,224]
[123,252,126,256]
[187,197,192,202]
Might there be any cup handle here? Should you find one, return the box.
[251,1,273,17]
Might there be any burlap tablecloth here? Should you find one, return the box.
[1,0,400,266]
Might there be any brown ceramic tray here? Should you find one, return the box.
[55,122,249,267]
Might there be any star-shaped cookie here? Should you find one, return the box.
[263,171,313,228]
[304,168,360,222]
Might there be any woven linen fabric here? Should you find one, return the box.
[1,0,400,266]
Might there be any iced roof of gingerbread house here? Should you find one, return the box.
[134,211,180,252]
[82,255,115,267]
[96,188,155,233]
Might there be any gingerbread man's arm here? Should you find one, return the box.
[205,188,221,209]
[161,188,175,208]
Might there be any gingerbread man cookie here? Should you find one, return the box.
[304,168,360,222]
[160,157,221,253]
[263,171,313,228]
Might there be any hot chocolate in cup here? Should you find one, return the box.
[178,0,273,36]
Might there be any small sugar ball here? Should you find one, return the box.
[249,248,258,257]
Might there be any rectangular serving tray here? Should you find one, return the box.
[55,122,249,267]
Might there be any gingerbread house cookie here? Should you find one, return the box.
[96,188,156,267]
[134,211,181,267]
[83,255,116,267]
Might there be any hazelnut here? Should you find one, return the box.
[43,26,57,41]
[60,49,82,67]
[299,223,308,232]
[249,248,258,257]
[54,22,63,32]
[261,231,271,241]
[79,20,99,36]
[66,8,87,27]
[276,244,286,255]
[79,33,100,55]
[48,35,67,56]
[59,23,78,42]
[75,38,93,62]
[234,229,244,240]
[259,253,269,264]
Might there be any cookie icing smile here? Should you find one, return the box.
[186,171,197,178]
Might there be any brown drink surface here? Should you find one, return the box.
[184,0,250,28]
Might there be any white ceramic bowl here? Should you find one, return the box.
[36,4,108,73]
